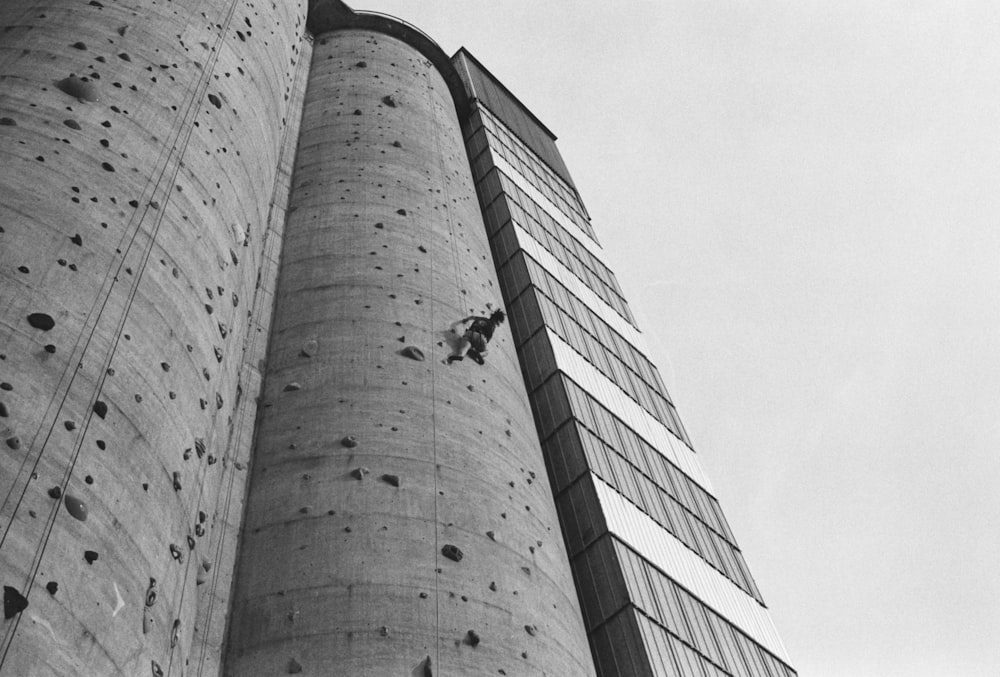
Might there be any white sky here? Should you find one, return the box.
[362,3,1000,674]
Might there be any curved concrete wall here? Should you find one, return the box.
[224,28,594,677]
[0,0,307,674]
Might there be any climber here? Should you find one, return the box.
[448,309,506,365]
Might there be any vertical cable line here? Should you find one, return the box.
[191,26,312,677]
[0,0,245,667]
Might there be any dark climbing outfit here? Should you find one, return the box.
[451,316,496,364]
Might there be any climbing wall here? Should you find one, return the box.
[0,0,307,674]
[223,28,595,677]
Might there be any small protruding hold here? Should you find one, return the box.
[27,313,55,331]
[341,435,358,448]
[381,474,400,487]
[93,401,108,418]
[351,467,369,480]
[48,486,62,499]
[382,95,397,107]
[64,119,82,130]
[151,660,163,677]
[169,543,184,563]
[83,550,99,564]
[170,618,181,648]
[207,93,222,109]
[0,402,8,417]
[441,544,463,562]
[64,420,76,431]
[525,624,538,636]
[399,346,424,361]
[486,530,495,541]
[353,109,362,115]
[411,656,433,677]
[45,581,58,595]
[0,117,16,126]
[117,25,128,36]
[172,471,182,491]
[464,629,480,647]
[283,382,301,392]
[417,245,427,253]
[396,208,407,216]
[56,75,98,102]
[356,61,367,68]
[194,438,206,458]
[300,339,318,357]
[288,658,303,674]
[392,140,402,148]
[3,586,28,619]
[5,437,20,450]
[64,494,88,521]
[145,578,157,607]
[71,232,84,245]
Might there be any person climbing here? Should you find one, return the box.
[448,309,506,365]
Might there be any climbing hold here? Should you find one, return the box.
[145,578,157,607]
[411,656,433,677]
[486,530,495,541]
[170,618,181,647]
[288,658,303,674]
[464,630,480,647]
[93,401,108,418]
[382,95,397,107]
[214,346,223,362]
[218,322,229,338]
[441,544,463,562]
[392,140,402,148]
[283,382,301,392]
[27,313,55,331]
[45,582,58,595]
[151,660,163,677]
[341,435,358,448]
[489,581,497,591]
[351,467,369,480]
[300,339,318,357]
[48,486,62,499]
[172,471,182,492]
[3,586,28,619]
[397,209,407,216]
[117,25,128,36]
[195,438,206,458]
[56,75,98,102]
[399,346,424,361]
[418,245,427,253]
[216,393,223,409]
[64,420,76,431]
[525,624,538,636]
[0,402,7,418]
[381,474,400,487]
[379,625,389,637]
[83,550,99,564]
[5,437,19,450]
[169,544,184,563]
[353,109,362,115]
[0,117,15,126]
[161,362,170,372]
[356,61,367,68]
[63,119,82,130]
[64,495,88,521]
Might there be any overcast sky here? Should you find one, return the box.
[362,3,1000,674]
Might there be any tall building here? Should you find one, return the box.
[0,1,795,675]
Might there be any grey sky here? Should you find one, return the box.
[363,3,1000,674]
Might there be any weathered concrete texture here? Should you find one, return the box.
[224,29,595,677]
[0,0,307,674]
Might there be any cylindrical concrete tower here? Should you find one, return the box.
[0,0,308,674]
[223,15,594,677]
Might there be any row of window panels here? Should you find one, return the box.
[573,534,792,677]
[618,542,796,677]
[514,281,686,442]
[471,160,636,328]
[495,248,688,445]
[467,106,596,241]
[530,370,733,547]
[534,382,758,603]
[551,416,761,601]
[484,163,636,325]
[478,105,588,220]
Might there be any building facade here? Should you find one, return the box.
[0,1,794,675]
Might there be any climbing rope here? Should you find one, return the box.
[0,0,247,667]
